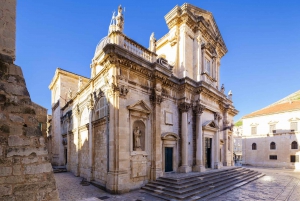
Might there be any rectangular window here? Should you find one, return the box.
[269,155,277,160]
[291,155,299,163]
[38,122,42,131]
[269,124,276,133]
[205,59,210,75]
[291,122,298,132]
[251,127,257,135]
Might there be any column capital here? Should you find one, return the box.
[194,103,206,115]
[178,102,192,112]
[214,112,222,122]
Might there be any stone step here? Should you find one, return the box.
[181,172,262,200]
[146,169,254,193]
[152,168,250,189]
[143,171,259,200]
[158,167,242,183]
[142,168,264,200]
[199,173,265,200]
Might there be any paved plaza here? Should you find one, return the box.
[54,167,300,201]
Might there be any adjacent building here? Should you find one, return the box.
[242,90,300,169]
[233,121,242,165]
[49,3,238,193]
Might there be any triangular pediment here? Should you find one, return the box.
[202,120,219,131]
[127,100,151,114]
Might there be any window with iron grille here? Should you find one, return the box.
[269,155,277,160]
[291,141,298,149]
[252,143,257,150]
[290,155,299,163]
[95,97,107,119]
[270,142,276,150]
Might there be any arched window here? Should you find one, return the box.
[291,141,298,149]
[252,143,257,150]
[270,142,276,150]
[95,97,107,120]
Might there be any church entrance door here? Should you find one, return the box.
[205,138,212,168]
[165,147,173,172]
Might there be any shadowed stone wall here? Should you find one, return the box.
[0,1,59,200]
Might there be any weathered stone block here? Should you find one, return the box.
[8,114,24,124]
[24,173,46,183]
[0,166,12,176]
[0,175,24,184]
[8,135,30,146]
[0,185,12,196]
[7,147,47,157]
[12,164,21,175]
[24,163,52,175]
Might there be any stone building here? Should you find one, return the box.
[233,122,243,165]
[0,0,59,200]
[32,102,47,139]
[49,3,238,193]
[242,90,300,169]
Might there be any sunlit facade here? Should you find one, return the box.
[242,91,300,169]
[49,3,238,193]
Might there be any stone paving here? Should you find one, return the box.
[54,167,300,201]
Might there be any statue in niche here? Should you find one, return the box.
[133,126,142,151]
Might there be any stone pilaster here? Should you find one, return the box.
[193,102,206,172]
[74,105,80,176]
[150,86,163,180]
[87,97,94,181]
[178,102,192,173]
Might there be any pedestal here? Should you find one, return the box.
[179,165,192,173]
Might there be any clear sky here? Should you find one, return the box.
[16,0,300,121]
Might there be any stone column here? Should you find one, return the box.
[193,102,206,172]
[223,110,230,166]
[214,113,222,169]
[178,102,192,173]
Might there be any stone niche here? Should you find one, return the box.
[127,100,151,179]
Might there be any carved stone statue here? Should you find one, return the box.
[116,5,124,32]
[221,84,225,93]
[149,32,156,53]
[228,90,232,100]
[67,88,72,100]
[78,77,82,92]
[133,126,142,151]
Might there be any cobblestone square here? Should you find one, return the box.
[55,167,300,201]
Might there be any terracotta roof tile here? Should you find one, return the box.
[243,100,300,118]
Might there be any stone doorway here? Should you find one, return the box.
[165,147,173,172]
[205,137,212,168]
[64,148,67,165]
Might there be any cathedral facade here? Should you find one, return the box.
[49,3,238,193]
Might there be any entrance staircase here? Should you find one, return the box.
[142,167,264,200]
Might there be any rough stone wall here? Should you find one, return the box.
[0,1,59,200]
[94,122,107,185]
[79,129,89,178]
[32,102,47,139]
[0,61,59,200]
[0,0,16,62]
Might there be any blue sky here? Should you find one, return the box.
[16,0,300,120]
